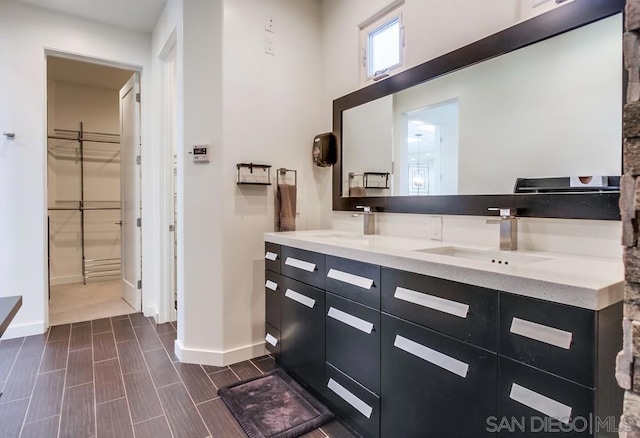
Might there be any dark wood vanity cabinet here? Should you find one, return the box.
[265,242,622,438]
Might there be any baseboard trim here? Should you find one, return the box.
[49,275,84,287]
[1,321,47,340]
[175,340,268,367]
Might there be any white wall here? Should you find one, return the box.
[321,0,622,260]
[173,0,324,365]
[47,80,121,285]
[0,1,151,339]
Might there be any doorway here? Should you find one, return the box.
[46,56,141,325]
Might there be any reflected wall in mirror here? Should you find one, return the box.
[341,13,622,197]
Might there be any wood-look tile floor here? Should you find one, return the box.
[0,314,356,438]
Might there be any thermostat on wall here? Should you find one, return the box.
[192,144,209,163]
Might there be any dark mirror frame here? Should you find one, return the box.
[332,0,625,220]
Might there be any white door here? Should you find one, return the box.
[120,74,142,310]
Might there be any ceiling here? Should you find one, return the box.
[48,56,134,90]
[13,0,166,32]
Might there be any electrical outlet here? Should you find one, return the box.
[428,216,443,240]
[265,15,275,33]
[264,35,275,55]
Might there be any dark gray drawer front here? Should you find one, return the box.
[280,277,325,396]
[381,268,498,351]
[326,293,380,394]
[265,242,281,273]
[281,246,326,289]
[499,293,595,388]
[265,271,282,330]
[381,313,497,437]
[325,256,380,309]
[325,363,380,438]
[265,323,280,359]
[498,356,595,437]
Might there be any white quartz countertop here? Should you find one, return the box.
[264,230,624,311]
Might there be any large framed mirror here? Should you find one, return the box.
[332,0,624,220]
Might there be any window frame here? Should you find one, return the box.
[359,1,406,85]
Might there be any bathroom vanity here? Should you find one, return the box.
[264,231,623,437]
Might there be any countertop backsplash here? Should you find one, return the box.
[331,211,622,260]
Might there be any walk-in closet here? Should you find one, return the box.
[46,57,136,325]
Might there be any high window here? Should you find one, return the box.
[360,1,405,84]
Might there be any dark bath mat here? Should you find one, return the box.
[219,368,334,438]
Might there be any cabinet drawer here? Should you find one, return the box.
[265,271,282,330]
[381,268,498,351]
[499,293,595,387]
[280,277,325,396]
[325,256,380,309]
[325,363,380,438]
[498,356,595,437]
[265,242,281,273]
[281,246,326,289]
[326,293,380,394]
[381,313,497,437]
[265,323,281,359]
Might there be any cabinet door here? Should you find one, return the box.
[382,268,498,351]
[280,276,325,395]
[326,293,380,394]
[497,356,595,437]
[265,242,281,273]
[281,246,326,289]
[381,314,497,438]
[265,271,282,330]
[325,255,380,309]
[499,293,595,388]
[265,323,281,360]
[325,363,380,438]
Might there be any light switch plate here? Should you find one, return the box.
[265,35,275,55]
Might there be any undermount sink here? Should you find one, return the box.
[414,246,550,266]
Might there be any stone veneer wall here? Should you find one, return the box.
[620,1,640,436]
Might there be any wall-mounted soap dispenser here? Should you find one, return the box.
[312,133,337,167]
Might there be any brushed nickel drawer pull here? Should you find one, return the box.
[285,257,316,272]
[510,317,572,350]
[327,378,373,419]
[327,269,373,289]
[509,383,572,424]
[284,289,315,308]
[265,280,278,291]
[327,307,374,334]
[394,335,469,378]
[265,251,278,261]
[394,287,469,318]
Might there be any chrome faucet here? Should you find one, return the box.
[487,207,518,251]
[356,206,376,235]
